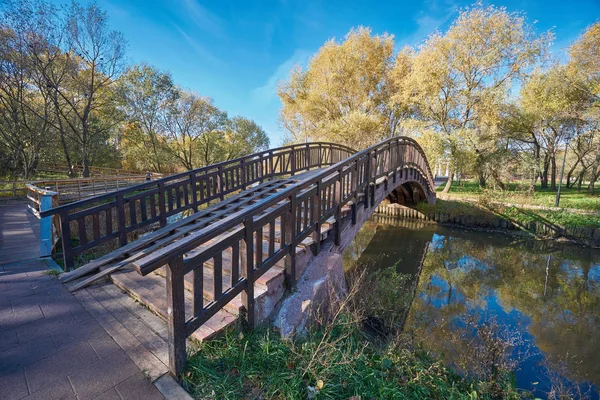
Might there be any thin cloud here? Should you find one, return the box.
[251,49,313,105]
[174,25,226,67]
[181,0,226,39]
[399,0,458,47]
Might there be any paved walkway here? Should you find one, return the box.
[0,259,166,399]
[0,201,40,265]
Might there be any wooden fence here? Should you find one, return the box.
[40,142,356,271]
[38,162,151,177]
[130,136,434,376]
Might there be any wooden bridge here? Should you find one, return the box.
[27,137,435,377]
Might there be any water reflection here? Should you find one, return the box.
[345,215,600,399]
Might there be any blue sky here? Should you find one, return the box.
[94,0,599,146]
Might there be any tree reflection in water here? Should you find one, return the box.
[345,215,600,399]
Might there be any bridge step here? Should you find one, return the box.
[109,268,236,341]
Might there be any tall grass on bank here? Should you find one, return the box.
[182,270,523,400]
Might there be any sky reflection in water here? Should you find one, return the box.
[345,217,600,399]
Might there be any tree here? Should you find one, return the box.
[163,91,228,170]
[220,117,269,160]
[519,65,585,190]
[278,27,399,149]
[118,63,177,173]
[401,4,551,192]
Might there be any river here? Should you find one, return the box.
[344,215,600,399]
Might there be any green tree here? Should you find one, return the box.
[118,63,177,173]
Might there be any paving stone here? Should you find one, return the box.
[51,318,104,351]
[0,333,57,374]
[0,328,19,351]
[0,303,44,332]
[16,312,77,343]
[0,368,28,400]
[21,377,76,400]
[91,387,122,400]
[68,349,138,399]
[23,340,99,393]
[115,372,165,400]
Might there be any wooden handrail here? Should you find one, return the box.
[40,142,356,271]
[128,136,434,376]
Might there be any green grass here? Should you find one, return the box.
[182,316,521,400]
[439,180,600,211]
[497,206,600,229]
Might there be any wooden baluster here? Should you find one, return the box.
[268,220,275,257]
[241,159,246,190]
[284,195,297,287]
[231,242,240,284]
[166,256,186,378]
[290,146,296,176]
[190,173,198,212]
[60,211,75,271]
[193,265,203,316]
[242,217,255,328]
[312,179,321,255]
[158,182,167,227]
[218,166,224,200]
[255,225,263,267]
[214,253,223,299]
[334,170,342,246]
[116,194,128,246]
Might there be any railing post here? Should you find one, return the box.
[39,191,58,257]
[312,180,321,255]
[217,166,224,200]
[305,143,310,170]
[290,146,296,176]
[284,195,297,286]
[190,173,198,212]
[158,181,167,227]
[365,151,372,208]
[166,255,186,378]
[334,170,342,246]
[59,210,75,271]
[242,217,255,328]
[240,159,246,190]
[116,194,128,246]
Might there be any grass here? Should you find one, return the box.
[439,180,600,211]
[183,317,522,400]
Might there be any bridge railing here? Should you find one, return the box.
[40,142,355,271]
[131,136,434,376]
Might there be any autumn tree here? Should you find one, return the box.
[398,4,551,192]
[278,27,400,149]
[118,63,177,173]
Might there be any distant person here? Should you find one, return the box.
[145,171,151,182]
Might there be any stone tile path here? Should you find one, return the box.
[0,259,166,400]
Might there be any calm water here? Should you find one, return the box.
[344,215,600,399]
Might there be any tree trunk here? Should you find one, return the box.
[541,154,550,189]
[550,154,557,191]
[442,171,454,193]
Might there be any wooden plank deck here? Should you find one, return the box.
[0,200,40,265]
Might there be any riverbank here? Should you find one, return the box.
[374,199,600,248]
[181,315,523,399]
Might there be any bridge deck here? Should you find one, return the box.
[0,201,40,265]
